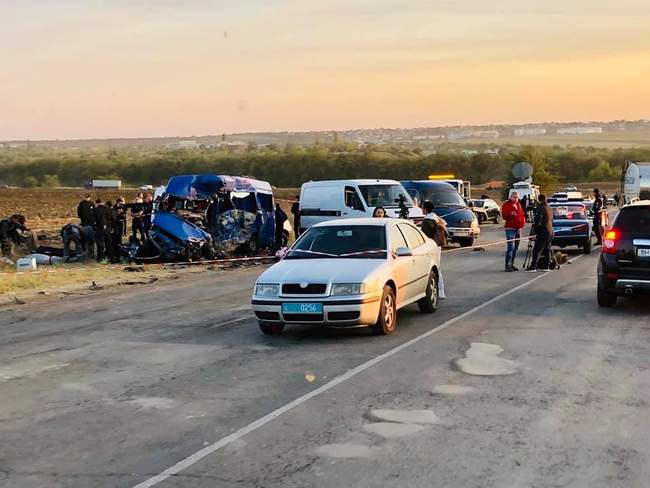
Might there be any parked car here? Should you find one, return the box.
[549,202,593,254]
[469,198,501,224]
[597,200,650,307]
[251,218,441,335]
[401,180,480,247]
[299,180,423,232]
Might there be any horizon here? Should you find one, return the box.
[3,0,650,140]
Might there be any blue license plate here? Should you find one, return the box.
[282,303,323,314]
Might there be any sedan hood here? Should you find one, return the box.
[257,258,385,284]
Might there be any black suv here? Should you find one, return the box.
[597,201,650,307]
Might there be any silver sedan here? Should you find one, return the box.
[251,218,442,335]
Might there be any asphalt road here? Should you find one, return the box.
[1,223,649,488]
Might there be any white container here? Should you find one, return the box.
[16,257,37,271]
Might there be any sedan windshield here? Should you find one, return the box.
[287,225,387,259]
[358,184,413,208]
[420,188,466,208]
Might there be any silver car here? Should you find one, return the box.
[251,218,442,335]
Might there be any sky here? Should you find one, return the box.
[2,0,650,140]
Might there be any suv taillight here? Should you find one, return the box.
[603,229,619,254]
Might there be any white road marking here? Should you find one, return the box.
[133,258,583,488]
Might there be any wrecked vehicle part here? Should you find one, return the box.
[138,211,213,262]
[151,174,276,259]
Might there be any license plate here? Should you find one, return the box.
[637,248,650,258]
[282,303,323,314]
[453,229,469,236]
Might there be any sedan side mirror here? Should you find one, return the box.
[395,247,413,257]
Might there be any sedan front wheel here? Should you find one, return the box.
[371,285,397,335]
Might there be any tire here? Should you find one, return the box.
[476,213,484,224]
[371,285,397,335]
[583,238,592,255]
[457,237,474,248]
[418,269,439,313]
[259,322,285,335]
[493,214,500,224]
[597,286,617,308]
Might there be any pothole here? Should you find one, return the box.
[455,343,517,376]
[363,422,426,438]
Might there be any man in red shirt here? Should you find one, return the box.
[501,191,526,272]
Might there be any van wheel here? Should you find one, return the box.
[476,214,484,224]
[597,286,617,308]
[583,238,592,254]
[418,270,439,313]
[458,237,474,248]
[493,214,500,224]
[259,322,285,335]
[371,286,397,335]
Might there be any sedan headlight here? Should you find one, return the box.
[330,283,366,296]
[255,283,279,297]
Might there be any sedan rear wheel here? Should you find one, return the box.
[417,270,439,313]
[371,285,397,335]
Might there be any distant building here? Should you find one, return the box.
[514,128,547,136]
[473,130,499,138]
[216,141,248,152]
[166,140,199,149]
[462,149,479,156]
[556,127,603,135]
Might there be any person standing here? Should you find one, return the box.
[290,196,301,238]
[94,199,115,262]
[592,188,604,245]
[77,194,96,227]
[526,194,554,272]
[501,192,526,272]
[520,195,529,222]
[142,193,154,236]
[274,204,288,250]
[111,199,126,263]
[131,197,147,244]
[614,193,621,207]
[421,201,448,248]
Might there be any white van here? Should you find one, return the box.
[299,179,424,232]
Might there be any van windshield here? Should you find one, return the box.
[420,188,466,208]
[358,184,413,208]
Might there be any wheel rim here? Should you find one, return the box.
[430,275,438,306]
[384,294,395,330]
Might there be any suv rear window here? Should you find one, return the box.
[614,206,650,233]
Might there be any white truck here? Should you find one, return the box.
[623,162,650,204]
[88,179,122,189]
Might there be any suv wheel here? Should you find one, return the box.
[259,322,285,335]
[597,285,617,308]
[418,270,439,313]
[371,285,397,335]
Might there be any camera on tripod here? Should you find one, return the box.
[394,193,410,220]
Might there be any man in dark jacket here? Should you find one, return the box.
[77,194,96,227]
[61,223,94,260]
[290,196,301,238]
[111,198,127,263]
[0,214,28,259]
[274,204,288,250]
[421,201,448,247]
[592,188,604,245]
[94,199,115,262]
[526,194,554,272]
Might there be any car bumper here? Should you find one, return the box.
[552,234,589,246]
[251,295,382,327]
[598,255,650,295]
[448,227,480,239]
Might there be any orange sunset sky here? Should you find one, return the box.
[2,0,650,140]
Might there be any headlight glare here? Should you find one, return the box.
[255,283,279,297]
[331,283,365,296]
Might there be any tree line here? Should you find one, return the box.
[1,143,649,192]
